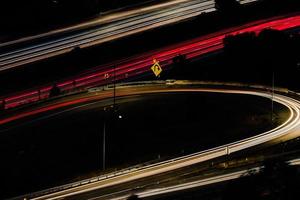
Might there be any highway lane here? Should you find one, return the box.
[238,0,259,4]
[0,0,206,46]
[0,81,288,126]
[0,0,258,46]
[4,81,300,200]
[1,14,300,110]
[0,0,216,71]
[104,167,263,200]
[25,147,300,200]
[107,158,300,200]
[0,0,262,71]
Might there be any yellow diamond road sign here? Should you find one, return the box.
[151,59,162,77]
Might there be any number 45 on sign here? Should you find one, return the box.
[151,59,162,77]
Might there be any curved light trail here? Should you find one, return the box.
[3,82,300,200]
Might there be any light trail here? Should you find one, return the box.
[0,0,216,71]
[108,167,262,200]
[0,0,281,71]
[110,156,300,200]
[3,81,300,200]
[1,14,300,110]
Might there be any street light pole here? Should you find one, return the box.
[102,66,116,171]
[113,65,116,110]
[102,121,106,171]
[271,71,275,122]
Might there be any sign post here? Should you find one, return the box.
[151,59,162,77]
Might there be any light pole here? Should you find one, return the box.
[102,65,116,171]
[102,120,106,170]
[271,71,275,122]
[113,65,116,111]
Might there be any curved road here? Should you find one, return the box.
[3,81,300,200]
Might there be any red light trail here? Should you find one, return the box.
[1,14,300,110]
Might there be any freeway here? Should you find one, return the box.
[0,0,216,71]
[1,14,300,111]
[4,81,300,200]
[0,0,261,71]
[105,157,300,200]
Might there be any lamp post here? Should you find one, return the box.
[102,120,106,170]
[271,71,275,123]
[113,65,116,111]
[102,65,117,171]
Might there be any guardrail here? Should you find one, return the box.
[0,79,292,120]
[14,145,229,200]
